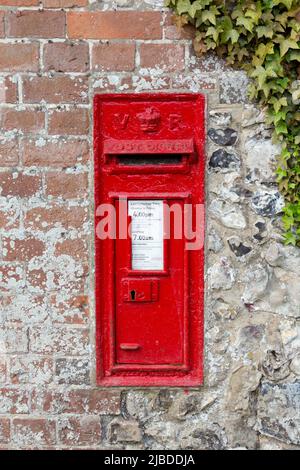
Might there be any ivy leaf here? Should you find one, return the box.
[202,10,216,25]
[289,51,300,61]
[275,120,288,134]
[280,38,299,57]
[283,231,297,246]
[251,65,267,87]
[245,8,261,24]
[176,0,191,15]
[256,42,274,60]
[256,25,274,39]
[188,0,209,17]
[236,16,254,33]
[269,96,288,113]
[229,29,240,44]
[273,0,294,10]
[206,26,219,42]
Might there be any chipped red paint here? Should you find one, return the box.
[94,93,205,386]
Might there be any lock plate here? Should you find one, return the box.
[122,279,159,302]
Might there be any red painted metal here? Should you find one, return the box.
[94,93,205,386]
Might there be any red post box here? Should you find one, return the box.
[94,93,205,386]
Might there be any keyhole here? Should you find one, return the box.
[130,290,136,301]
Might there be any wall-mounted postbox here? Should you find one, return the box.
[94,93,205,386]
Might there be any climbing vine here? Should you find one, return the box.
[166,0,300,245]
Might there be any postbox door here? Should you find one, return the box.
[115,199,186,365]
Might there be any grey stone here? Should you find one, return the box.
[237,324,265,354]
[261,350,290,382]
[226,365,262,413]
[207,257,236,290]
[256,381,300,444]
[244,138,279,183]
[168,393,201,421]
[213,299,240,320]
[242,264,269,304]
[253,220,267,242]
[209,110,232,127]
[242,106,266,128]
[152,390,173,412]
[108,418,143,444]
[228,237,252,257]
[189,429,224,450]
[125,391,157,421]
[210,199,247,229]
[251,191,284,217]
[290,356,300,376]
[264,242,284,267]
[225,416,259,449]
[209,149,240,171]
[208,128,238,146]
[208,228,224,253]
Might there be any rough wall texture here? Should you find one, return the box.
[0,0,299,450]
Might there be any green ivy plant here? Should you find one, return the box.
[166,0,300,245]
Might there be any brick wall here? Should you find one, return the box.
[1,0,299,451]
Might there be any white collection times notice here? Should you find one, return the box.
[128,200,164,271]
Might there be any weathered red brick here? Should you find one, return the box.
[30,326,89,355]
[23,76,88,104]
[3,293,48,324]
[32,388,121,415]
[0,172,41,197]
[92,42,135,72]
[2,236,45,262]
[0,264,24,291]
[45,172,88,198]
[67,11,162,40]
[6,10,65,38]
[0,77,18,104]
[24,205,88,231]
[0,43,39,72]
[0,326,28,352]
[0,138,19,166]
[10,357,53,384]
[58,416,101,445]
[0,109,45,133]
[25,269,47,290]
[51,294,89,324]
[22,138,89,167]
[43,42,89,73]
[54,237,88,263]
[55,358,89,384]
[43,0,87,6]
[0,0,38,4]
[48,108,89,135]
[0,388,29,413]
[13,419,56,446]
[0,358,7,383]
[92,75,132,93]
[0,418,10,444]
[140,43,185,71]
[26,263,88,293]
[0,204,19,230]
[0,12,4,38]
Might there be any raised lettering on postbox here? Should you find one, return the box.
[104,139,194,155]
